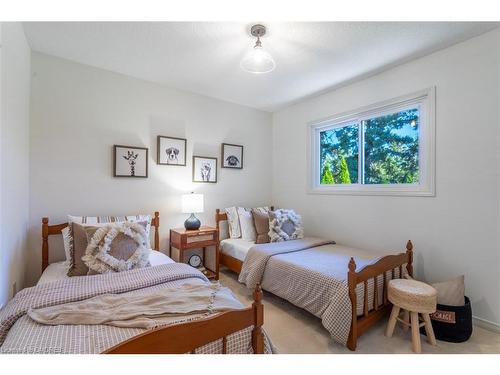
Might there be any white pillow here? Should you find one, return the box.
[61,227,71,265]
[237,207,257,241]
[225,207,241,239]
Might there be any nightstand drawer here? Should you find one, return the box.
[186,234,215,243]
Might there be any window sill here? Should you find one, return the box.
[308,184,435,197]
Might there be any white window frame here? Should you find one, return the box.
[308,87,435,196]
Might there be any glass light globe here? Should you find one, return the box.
[240,45,276,74]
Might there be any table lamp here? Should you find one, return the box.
[181,192,204,230]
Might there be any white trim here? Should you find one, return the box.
[473,316,500,334]
[307,87,436,197]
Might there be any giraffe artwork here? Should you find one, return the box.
[114,145,148,178]
[123,150,138,176]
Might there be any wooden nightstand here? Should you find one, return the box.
[169,226,219,280]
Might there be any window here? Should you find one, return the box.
[309,88,435,196]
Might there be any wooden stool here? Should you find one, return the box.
[385,279,437,353]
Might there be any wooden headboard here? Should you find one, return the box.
[41,212,160,272]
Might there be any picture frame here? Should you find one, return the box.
[192,156,218,183]
[221,143,243,169]
[157,135,187,166]
[113,145,148,178]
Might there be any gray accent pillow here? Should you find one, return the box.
[268,209,304,243]
[82,221,150,275]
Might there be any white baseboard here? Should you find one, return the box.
[473,316,500,334]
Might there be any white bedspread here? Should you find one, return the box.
[37,250,175,285]
[220,239,255,261]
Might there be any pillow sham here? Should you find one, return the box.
[66,214,151,276]
[225,207,241,239]
[225,206,270,239]
[238,207,257,241]
[268,209,304,243]
[82,222,150,275]
[252,209,270,244]
[61,226,71,264]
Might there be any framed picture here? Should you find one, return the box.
[113,145,148,178]
[157,135,187,166]
[221,143,243,169]
[192,156,217,183]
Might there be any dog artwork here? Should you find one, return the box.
[165,147,180,164]
[157,136,186,166]
[222,144,243,169]
[225,155,240,167]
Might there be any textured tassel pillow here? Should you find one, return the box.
[82,221,150,275]
[268,209,304,242]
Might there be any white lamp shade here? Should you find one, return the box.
[240,45,276,74]
[182,193,204,214]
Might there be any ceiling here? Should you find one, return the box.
[23,22,499,112]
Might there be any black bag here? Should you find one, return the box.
[421,296,473,342]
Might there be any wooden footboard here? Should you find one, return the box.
[346,240,413,351]
[104,284,265,354]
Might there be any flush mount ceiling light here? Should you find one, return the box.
[240,24,276,74]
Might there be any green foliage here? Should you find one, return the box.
[364,109,419,184]
[320,160,335,184]
[320,108,419,185]
[338,156,351,184]
[320,124,358,184]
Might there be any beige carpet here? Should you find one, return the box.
[219,268,500,354]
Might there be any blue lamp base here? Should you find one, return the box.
[184,213,201,230]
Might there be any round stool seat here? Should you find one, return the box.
[388,279,437,314]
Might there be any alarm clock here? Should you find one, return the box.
[188,254,203,268]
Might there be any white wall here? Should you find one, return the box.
[27,52,273,286]
[0,23,31,307]
[272,29,500,327]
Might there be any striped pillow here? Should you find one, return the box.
[66,214,152,277]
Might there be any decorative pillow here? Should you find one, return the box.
[431,275,465,306]
[268,209,304,243]
[67,222,96,276]
[252,209,270,244]
[66,214,151,276]
[238,207,257,241]
[61,226,71,265]
[225,206,269,239]
[82,222,150,275]
[225,207,241,239]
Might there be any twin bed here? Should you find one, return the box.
[0,212,271,354]
[216,208,413,351]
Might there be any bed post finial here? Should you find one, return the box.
[42,217,49,272]
[252,283,264,354]
[406,240,413,277]
[253,283,263,303]
[347,257,358,351]
[153,212,160,251]
[348,257,356,273]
